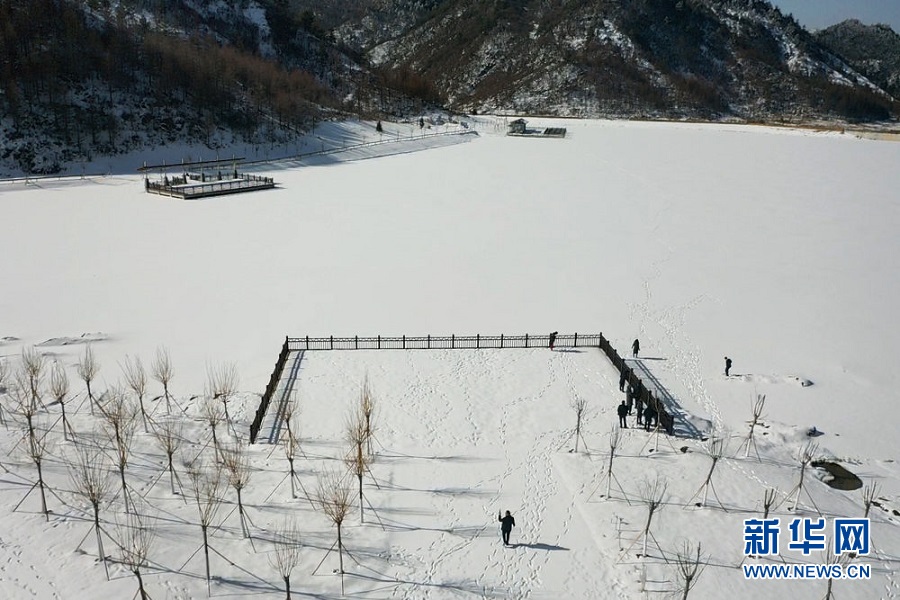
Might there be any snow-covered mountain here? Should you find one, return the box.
[1,0,898,176]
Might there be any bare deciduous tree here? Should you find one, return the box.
[638,475,668,558]
[316,467,353,591]
[0,358,9,425]
[345,409,372,523]
[763,487,778,520]
[121,355,149,432]
[570,396,587,453]
[189,462,225,595]
[207,362,239,427]
[739,394,766,460]
[787,441,819,512]
[862,482,879,519]
[360,377,376,455]
[151,346,175,413]
[202,396,224,461]
[691,436,728,509]
[221,443,252,538]
[152,418,183,495]
[21,413,50,520]
[49,361,75,441]
[21,346,46,409]
[117,501,155,600]
[69,446,113,580]
[269,520,302,600]
[674,541,706,600]
[100,387,138,513]
[76,344,100,414]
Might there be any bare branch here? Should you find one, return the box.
[76,344,100,411]
[270,520,302,600]
[674,541,706,600]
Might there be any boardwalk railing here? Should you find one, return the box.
[146,173,275,199]
[286,333,601,351]
[249,337,290,443]
[250,331,675,442]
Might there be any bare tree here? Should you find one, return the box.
[69,446,113,580]
[21,346,46,409]
[100,387,138,513]
[763,487,778,520]
[588,424,630,504]
[10,377,40,456]
[787,441,820,513]
[202,396,224,461]
[151,346,175,413]
[76,344,100,414]
[691,436,728,509]
[270,520,303,600]
[738,394,766,460]
[637,475,668,559]
[152,418,183,495]
[121,355,149,432]
[673,541,706,600]
[189,462,225,595]
[0,358,9,425]
[316,467,353,593]
[221,443,252,538]
[18,411,50,520]
[570,396,588,453]
[116,501,155,600]
[345,409,372,523]
[360,377,376,455]
[49,361,75,441]
[207,362,239,427]
[862,482,879,519]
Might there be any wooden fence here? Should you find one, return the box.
[250,331,675,443]
[249,337,290,443]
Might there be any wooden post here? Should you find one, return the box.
[525,333,529,348]
[500,334,504,348]
[451,334,455,349]
[403,335,406,349]
[305,335,309,350]
[574,332,578,347]
[330,335,333,350]
[377,335,381,349]
[476,334,480,349]
[428,334,431,349]
[354,335,358,350]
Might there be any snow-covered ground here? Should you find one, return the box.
[1,117,899,599]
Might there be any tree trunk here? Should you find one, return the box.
[288,459,296,499]
[202,524,211,593]
[120,467,130,513]
[284,575,291,600]
[136,569,149,600]
[168,453,176,495]
[36,461,48,520]
[337,524,344,574]
[237,487,248,538]
[358,473,364,524]
[94,504,109,580]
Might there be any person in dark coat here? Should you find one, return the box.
[725,356,732,377]
[619,368,628,392]
[499,510,516,545]
[632,338,640,358]
[635,395,644,425]
[644,404,657,431]
[549,331,558,350]
[625,385,634,414]
[617,400,629,428]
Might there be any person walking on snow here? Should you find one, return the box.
[549,331,558,350]
[625,385,634,414]
[635,394,644,425]
[644,404,657,431]
[617,400,629,428]
[619,368,628,392]
[632,338,640,358]
[725,356,732,377]
[499,510,516,545]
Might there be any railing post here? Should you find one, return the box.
[355,335,358,349]
[476,334,480,349]
[525,333,529,348]
[500,334,504,348]
[378,335,381,349]
[452,334,455,349]
[403,335,406,349]
[574,332,578,347]
[305,335,309,350]
[428,334,431,349]
[330,335,333,350]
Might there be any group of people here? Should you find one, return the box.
[617,397,658,431]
